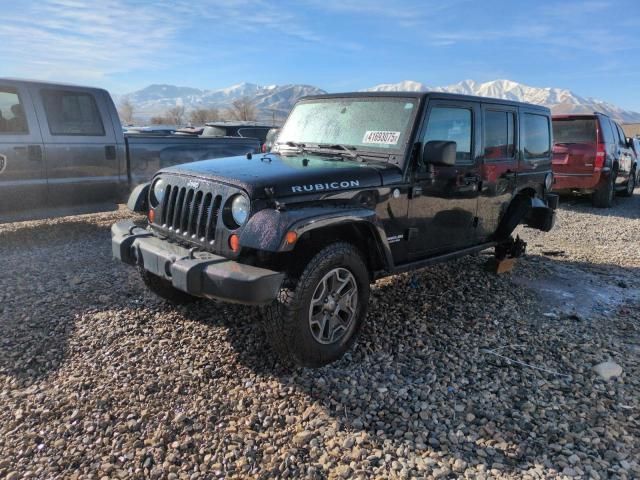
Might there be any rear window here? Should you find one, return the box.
[202,126,227,137]
[237,127,269,142]
[0,87,28,134]
[552,118,596,144]
[41,89,105,136]
[523,113,551,159]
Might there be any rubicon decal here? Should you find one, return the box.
[291,180,360,193]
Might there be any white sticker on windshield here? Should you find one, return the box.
[362,131,401,145]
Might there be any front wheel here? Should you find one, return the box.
[620,168,636,197]
[261,242,370,367]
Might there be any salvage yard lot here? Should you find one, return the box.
[1,195,639,479]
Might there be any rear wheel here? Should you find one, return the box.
[139,269,199,305]
[620,168,636,197]
[261,242,370,367]
[592,171,616,208]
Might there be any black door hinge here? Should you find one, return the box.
[405,227,419,241]
[473,216,479,228]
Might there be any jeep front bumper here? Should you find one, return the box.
[112,220,285,305]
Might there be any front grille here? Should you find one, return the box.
[157,183,223,245]
[151,174,243,251]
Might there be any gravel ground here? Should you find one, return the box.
[0,196,639,480]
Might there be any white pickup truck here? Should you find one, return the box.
[0,79,259,218]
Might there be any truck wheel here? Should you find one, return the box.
[139,269,199,305]
[620,168,636,197]
[592,171,616,208]
[262,242,370,367]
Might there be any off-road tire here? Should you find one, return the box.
[592,171,616,208]
[261,242,370,368]
[620,168,636,197]
[139,268,199,305]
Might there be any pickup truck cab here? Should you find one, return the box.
[0,79,259,218]
[113,92,557,367]
[552,113,637,207]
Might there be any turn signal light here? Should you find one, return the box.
[229,234,240,252]
[148,209,155,223]
[285,231,298,245]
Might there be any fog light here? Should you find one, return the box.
[229,234,240,252]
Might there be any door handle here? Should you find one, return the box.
[28,145,42,162]
[105,145,116,161]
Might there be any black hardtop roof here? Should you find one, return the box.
[299,91,550,112]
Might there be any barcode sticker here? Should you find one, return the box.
[362,131,401,145]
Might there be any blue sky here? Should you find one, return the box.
[1,0,639,110]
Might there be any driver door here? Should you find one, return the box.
[407,100,481,258]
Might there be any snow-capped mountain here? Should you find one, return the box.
[366,79,640,123]
[121,79,640,124]
[121,83,326,122]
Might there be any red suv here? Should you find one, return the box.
[552,113,637,207]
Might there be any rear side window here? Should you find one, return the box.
[615,123,627,147]
[484,110,515,159]
[552,118,596,144]
[523,113,551,159]
[41,89,105,136]
[0,87,28,134]
[598,117,615,144]
[423,107,472,163]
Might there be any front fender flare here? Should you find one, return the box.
[238,207,393,268]
[127,183,150,212]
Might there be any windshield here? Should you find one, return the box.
[552,118,597,144]
[277,97,417,152]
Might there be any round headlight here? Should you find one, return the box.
[231,195,250,226]
[150,178,166,207]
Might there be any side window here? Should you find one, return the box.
[598,117,615,144]
[0,87,28,134]
[615,124,627,147]
[484,110,515,159]
[423,107,472,163]
[41,89,105,136]
[523,113,551,160]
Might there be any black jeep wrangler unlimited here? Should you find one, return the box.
[113,92,557,367]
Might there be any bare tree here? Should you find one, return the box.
[227,97,257,121]
[118,97,135,125]
[149,115,171,125]
[188,107,220,125]
[165,105,186,125]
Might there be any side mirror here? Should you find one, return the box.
[423,140,457,167]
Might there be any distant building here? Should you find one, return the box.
[622,123,640,138]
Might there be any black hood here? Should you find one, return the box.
[160,153,403,198]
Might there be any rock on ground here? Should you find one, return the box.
[0,193,639,479]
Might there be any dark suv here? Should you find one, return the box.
[113,92,557,367]
[201,121,276,148]
[552,113,637,207]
